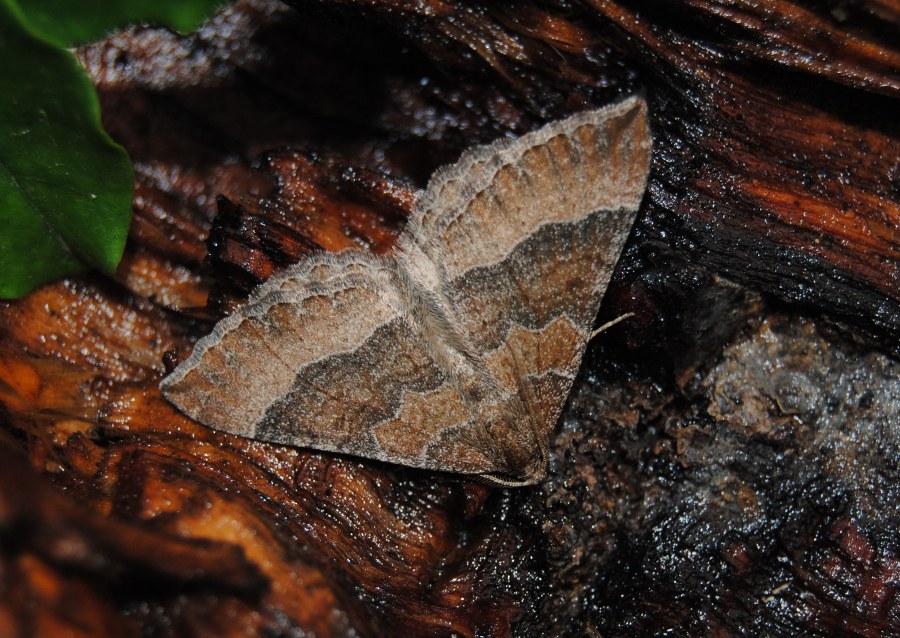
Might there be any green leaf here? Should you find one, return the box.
[16,0,225,46]
[0,0,133,298]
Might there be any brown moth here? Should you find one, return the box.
[161,96,652,486]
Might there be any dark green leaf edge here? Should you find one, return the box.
[0,0,227,298]
[17,0,227,47]
[0,0,134,298]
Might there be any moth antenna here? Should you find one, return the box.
[589,312,635,342]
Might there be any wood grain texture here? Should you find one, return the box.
[4,2,896,636]
[161,96,651,484]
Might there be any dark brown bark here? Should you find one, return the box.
[0,1,898,636]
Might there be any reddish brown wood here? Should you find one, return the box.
[1,1,897,636]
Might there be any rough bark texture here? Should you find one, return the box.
[1,1,898,636]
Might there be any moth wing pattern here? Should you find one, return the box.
[161,252,483,471]
[411,96,652,440]
[161,96,652,484]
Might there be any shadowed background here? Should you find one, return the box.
[0,1,898,636]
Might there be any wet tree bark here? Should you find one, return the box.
[1,1,898,636]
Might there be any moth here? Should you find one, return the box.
[161,96,652,486]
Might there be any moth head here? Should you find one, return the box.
[478,402,549,487]
[482,452,547,487]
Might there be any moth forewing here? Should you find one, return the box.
[161,96,652,485]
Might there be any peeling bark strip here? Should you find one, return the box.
[161,97,651,485]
